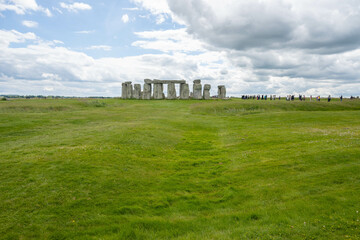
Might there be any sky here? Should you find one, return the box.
[1,0,360,97]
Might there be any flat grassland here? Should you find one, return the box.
[0,98,359,239]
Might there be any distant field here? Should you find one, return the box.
[0,98,359,239]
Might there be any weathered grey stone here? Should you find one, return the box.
[122,82,133,99]
[190,92,193,98]
[122,83,127,99]
[218,85,226,99]
[127,83,133,99]
[153,83,164,99]
[203,84,211,100]
[167,83,176,99]
[143,83,152,100]
[133,84,141,99]
[153,79,186,84]
[193,80,202,100]
[180,83,189,99]
[144,79,153,84]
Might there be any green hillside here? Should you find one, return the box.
[0,98,359,239]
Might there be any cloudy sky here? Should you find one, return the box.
[1,0,360,97]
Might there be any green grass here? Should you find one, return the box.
[0,98,359,239]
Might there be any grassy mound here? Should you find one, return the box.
[192,98,360,115]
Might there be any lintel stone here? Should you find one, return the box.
[153,79,186,84]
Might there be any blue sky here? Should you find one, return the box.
[1,0,360,97]
[2,0,181,57]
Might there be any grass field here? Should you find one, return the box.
[0,98,360,239]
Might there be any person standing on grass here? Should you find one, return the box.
[310,95,312,101]
[340,95,343,102]
[328,95,331,102]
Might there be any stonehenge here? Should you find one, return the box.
[121,79,226,100]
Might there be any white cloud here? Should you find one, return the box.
[167,0,360,53]
[75,30,95,34]
[0,0,51,16]
[43,86,54,91]
[42,73,62,81]
[52,7,63,14]
[87,45,112,51]
[156,14,165,24]
[53,40,64,45]
[60,2,92,13]
[122,7,139,11]
[128,0,360,95]
[130,0,185,24]
[0,29,36,47]
[22,20,38,28]
[133,28,206,53]
[131,0,170,15]
[1,29,360,97]
[121,14,129,23]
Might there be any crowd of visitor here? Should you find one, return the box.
[239,94,352,102]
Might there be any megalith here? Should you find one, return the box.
[167,83,176,99]
[143,83,152,100]
[180,83,189,99]
[203,84,211,100]
[126,82,133,99]
[193,79,202,100]
[153,83,164,99]
[218,85,226,99]
[122,81,133,99]
[121,83,127,99]
[133,84,141,99]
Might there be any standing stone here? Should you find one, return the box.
[122,82,133,99]
[125,81,133,99]
[143,83,152,100]
[121,83,127,99]
[153,83,164,99]
[203,84,211,100]
[190,92,193,98]
[193,79,202,100]
[180,83,189,99]
[133,84,141,99]
[143,83,151,100]
[167,83,176,99]
[218,85,226,99]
